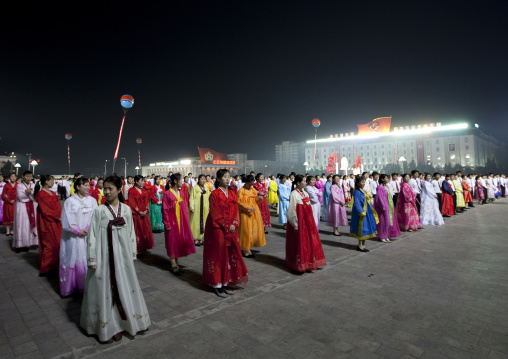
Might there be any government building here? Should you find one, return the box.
[276,118,503,173]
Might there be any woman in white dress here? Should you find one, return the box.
[420,173,444,226]
[81,175,150,343]
[304,175,322,231]
[60,178,97,296]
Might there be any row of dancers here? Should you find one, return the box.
[0,168,504,343]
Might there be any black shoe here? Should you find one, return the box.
[214,288,226,298]
[242,253,255,258]
[15,248,21,253]
[264,231,268,234]
[356,246,369,253]
[222,287,234,295]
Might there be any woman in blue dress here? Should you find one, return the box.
[277,175,291,230]
[322,175,332,221]
[350,176,378,252]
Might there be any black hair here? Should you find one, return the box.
[332,174,340,184]
[255,173,263,181]
[34,175,53,197]
[166,173,182,191]
[433,172,441,177]
[402,173,411,180]
[294,174,305,186]
[411,170,419,175]
[279,174,287,180]
[306,175,315,185]
[245,175,255,183]
[134,175,143,184]
[22,170,32,177]
[73,177,90,192]
[104,175,124,203]
[215,169,230,188]
[197,174,206,181]
[354,175,364,189]
[379,174,389,183]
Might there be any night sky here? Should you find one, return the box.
[2,1,507,176]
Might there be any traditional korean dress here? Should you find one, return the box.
[314,180,324,204]
[322,181,332,221]
[80,202,151,342]
[373,185,401,239]
[189,185,210,241]
[202,188,248,287]
[304,185,321,230]
[35,189,63,274]
[237,187,266,251]
[1,181,17,226]
[92,187,106,206]
[286,189,326,272]
[0,181,4,222]
[452,180,466,208]
[60,194,97,296]
[253,181,271,228]
[326,184,348,228]
[420,181,444,226]
[267,180,278,204]
[13,182,38,249]
[486,178,496,199]
[128,187,154,253]
[344,181,351,204]
[149,184,164,232]
[161,187,196,258]
[462,180,473,203]
[350,189,378,239]
[474,180,485,201]
[441,181,455,216]
[277,183,291,224]
[395,182,423,231]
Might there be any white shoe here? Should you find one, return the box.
[385,239,392,242]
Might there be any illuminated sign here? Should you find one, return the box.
[357,117,391,135]
[212,160,236,165]
[307,123,469,144]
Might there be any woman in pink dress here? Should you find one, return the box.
[253,173,271,233]
[314,175,324,205]
[374,174,401,241]
[326,175,348,236]
[162,173,196,275]
[395,173,422,232]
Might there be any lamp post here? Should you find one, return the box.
[135,166,140,175]
[121,158,127,178]
[15,163,21,176]
[30,160,38,175]
[104,160,109,177]
[26,153,32,170]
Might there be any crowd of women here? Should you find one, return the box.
[0,168,505,343]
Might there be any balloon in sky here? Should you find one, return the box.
[120,94,134,109]
[136,138,142,144]
[65,133,72,140]
[312,118,321,128]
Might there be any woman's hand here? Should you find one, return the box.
[229,225,236,233]
[165,227,171,231]
[88,265,96,269]
[190,209,194,213]
[78,229,88,237]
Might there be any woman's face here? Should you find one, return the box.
[296,178,307,190]
[359,179,366,188]
[218,173,230,187]
[333,176,340,185]
[199,176,206,186]
[135,178,144,188]
[104,181,119,202]
[176,178,184,188]
[280,177,287,184]
[9,174,16,182]
[425,174,432,182]
[46,178,55,188]
[155,178,160,185]
[381,176,390,184]
[309,177,316,186]
[257,175,265,183]
[97,179,104,189]
[78,182,90,196]
[403,175,410,183]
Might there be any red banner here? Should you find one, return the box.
[357,117,391,135]
[198,148,235,165]
[326,152,339,173]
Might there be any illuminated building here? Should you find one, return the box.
[283,121,502,172]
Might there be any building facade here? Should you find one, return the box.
[298,122,503,173]
[275,141,304,163]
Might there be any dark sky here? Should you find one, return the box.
[2,1,507,176]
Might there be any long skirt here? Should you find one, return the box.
[397,203,423,231]
[202,223,248,287]
[441,193,454,216]
[257,197,272,228]
[3,202,15,226]
[149,203,164,231]
[132,214,154,253]
[286,204,326,272]
[59,236,87,296]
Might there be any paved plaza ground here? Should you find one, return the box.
[1,199,508,359]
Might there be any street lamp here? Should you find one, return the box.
[104,160,109,177]
[30,160,38,175]
[121,158,127,178]
[135,166,140,175]
[15,163,21,176]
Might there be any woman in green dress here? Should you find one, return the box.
[149,176,164,232]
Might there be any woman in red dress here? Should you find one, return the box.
[253,173,271,233]
[128,175,154,256]
[441,175,455,217]
[34,175,62,276]
[285,175,326,273]
[92,178,106,205]
[202,169,248,297]
[2,173,18,236]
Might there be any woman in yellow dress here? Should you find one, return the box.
[189,175,210,246]
[267,175,278,209]
[237,175,266,258]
